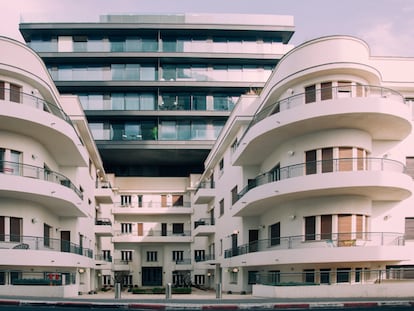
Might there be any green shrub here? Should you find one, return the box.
[152,287,165,294]
[172,287,192,294]
[132,288,147,294]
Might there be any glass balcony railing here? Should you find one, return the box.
[0,161,83,200]
[0,88,72,125]
[0,234,93,258]
[194,218,215,229]
[224,231,405,258]
[236,157,406,203]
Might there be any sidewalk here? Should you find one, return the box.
[0,288,413,309]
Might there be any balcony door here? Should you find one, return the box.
[10,217,21,242]
[60,231,70,252]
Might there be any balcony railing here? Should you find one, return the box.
[195,181,215,193]
[95,254,112,262]
[95,218,112,225]
[0,161,83,199]
[237,85,406,150]
[175,258,192,265]
[114,230,191,237]
[0,88,73,125]
[236,157,406,203]
[0,234,93,258]
[116,201,191,209]
[224,232,404,258]
[194,218,215,229]
[255,268,414,286]
[195,254,215,262]
[0,270,76,286]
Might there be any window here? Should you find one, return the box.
[320,215,332,240]
[337,268,351,283]
[270,222,280,246]
[269,270,280,284]
[248,271,258,284]
[405,218,414,239]
[103,250,111,261]
[231,186,238,205]
[321,82,332,100]
[305,216,316,241]
[121,223,132,234]
[122,275,133,286]
[10,217,22,242]
[44,224,51,247]
[355,268,362,283]
[172,223,184,235]
[338,214,352,244]
[406,157,414,179]
[305,150,317,175]
[304,269,315,283]
[219,158,224,171]
[172,250,184,262]
[10,150,22,176]
[338,147,353,171]
[121,250,132,261]
[9,83,21,103]
[103,275,111,285]
[0,216,4,241]
[147,251,157,262]
[138,195,143,207]
[320,269,331,284]
[337,81,352,98]
[321,148,333,173]
[305,84,316,103]
[230,270,238,284]
[0,81,4,100]
[194,275,205,285]
[121,195,131,206]
[194,249,205,262]
[219,199,224,217]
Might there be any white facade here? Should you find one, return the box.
[0,36,112,297]
[194,36,414,297]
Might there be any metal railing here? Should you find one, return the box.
[0,234,93,258]
[0,88,73,125]
[195,181,215,193]
[95,254,112,262]
[0,161,83,199]
[236,85,406,150]
[194,218,215,228]
[175,258,192,265]
[236,157,406,203]
[0,270,76,286]
[95,218,112,225]
[255,267,414,286]
[115,201,191,209]
[224,232,404,258]
[114,230,191,237]
[195,254,216,262]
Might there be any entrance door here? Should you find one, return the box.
[142,267,162,286]
[248,229,259,252]
[61,231,70,252]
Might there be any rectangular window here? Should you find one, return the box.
[305,216,316,241]
[269,270,280,284]
[194,249,205,262]
[337,81,352,98]
[321,215,332,240]
[172,250,184,262]
[270,222,280,246]
[121,250,132,261]
[320,269,331,284]
[172,223,184,234]
[10,217,22,242]
[337,268,351,283]
[194,274,205,285]
[0,81,4,100]
[338,214,352,244]
[305,150,317,175]
[321,82,332,100]
[121,223,132,234]
[10,150,21,176]
[103,275,111,285]
[404,218,414,239]
[356,215,363,239]
[0,216,4,241]
[137,223,143,236]
[121,195,132,206]
[147,251,158,262]
[43,223,51,247]
[102,250,111,261]
[305,85,316,103]
[321,148,333,173]
[355,267,362,283]
[304,269,315,283]
[231,186,238,205]
[339,147,353,171]
[122,275,133,286]
[230,271,238,284]
[9,83,21,103]
[248,271,258,284]
[219,159,224,171]
[219,199,224,216]
[357,148,365,170]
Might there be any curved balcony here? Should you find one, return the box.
[194,181,215,204]
[233,85,411,166]
[0,234,93,267]
[224,232,409,266]
[232,158,411,217]
[0,161,86,217]
[0,89,88,166]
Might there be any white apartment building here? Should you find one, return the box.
[0,36,113,297]
[194,35,414,298]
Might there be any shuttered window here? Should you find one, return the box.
[10,83,21,103]
[339,147,353,171]
[321,215,332,239]
[322,148,333,173]
[357,148,365,170]
[405,218,414,239]
[356,215,363,239]
[406,157,414,179]
[137,223,143,236]
[338,214,352,243]
[321,82,332,100]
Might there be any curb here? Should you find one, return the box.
[0,299,413,309]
